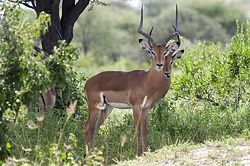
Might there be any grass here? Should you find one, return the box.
[115,137,250,166]
[4,96,249,165]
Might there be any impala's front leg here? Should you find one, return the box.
[141,108,149,154]
[133,106,142,157]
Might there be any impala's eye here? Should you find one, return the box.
[163,51,170,56]
[151,51,156,56]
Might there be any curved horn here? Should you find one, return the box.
[138,5,155,46]
[149,26,154,36]
[174,4,179,33]
[171,4,180,45]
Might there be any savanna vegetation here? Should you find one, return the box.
[0,0,249,165]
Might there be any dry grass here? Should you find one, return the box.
[116,138,250,166]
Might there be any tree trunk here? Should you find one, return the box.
[34,0,90,54]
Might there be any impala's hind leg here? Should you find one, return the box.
[84,106,101,156]
[84,92,107,156]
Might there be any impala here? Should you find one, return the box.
[27,86,56,113]
[84,5,184,157]
[27,47,57,114]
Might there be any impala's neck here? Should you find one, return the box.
[145,64,171,90]
[142,64,171,103]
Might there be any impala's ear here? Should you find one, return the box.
[170,43,179,51]
[166,40,179,51]
[172,49,184,60]
[139,39,151,51]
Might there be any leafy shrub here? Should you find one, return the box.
[148,21,250,150]
[173,22,250,108]
[0,3,84,114]
[0,3,50,112]
[0,2,87,160]
[5,102,104,165]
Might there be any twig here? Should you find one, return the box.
[33,45,49,56]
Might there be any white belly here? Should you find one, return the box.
[109,102,131,109]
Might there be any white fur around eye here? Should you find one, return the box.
[163,50,170,56]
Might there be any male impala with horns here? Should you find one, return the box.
[84,5,184,157]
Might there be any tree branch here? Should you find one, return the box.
[175,94,219,107]
[62,0,75,15]
[60,0,90,42]
[71,0,90,23]
[30,0,35,8]
[195,94,219,106]
[7,0,35,9]
[34,45,49,56]
[61,0,75,28]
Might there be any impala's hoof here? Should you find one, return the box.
[135,155,140,159]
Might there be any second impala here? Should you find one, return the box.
[84,5,184,157]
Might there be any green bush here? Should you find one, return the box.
[172,22,250,108]
[0,2,86,161]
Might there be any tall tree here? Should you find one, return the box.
[12,0,91,54]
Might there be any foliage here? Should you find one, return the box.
[0,3,50,112]
[96,113,135,162]
[0,2,86,160]
[152,8,228,43]
[74,5,140,63]
[173,23,250,109]
[5,103,104,165]
[147,21,250,150]
[189,0,246,36]
[0,2,85,115]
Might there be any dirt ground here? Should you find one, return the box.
[117,138,250,166]
[157,144,250,165]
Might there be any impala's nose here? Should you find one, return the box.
[156,63,163,69]
[164,72,171,79]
